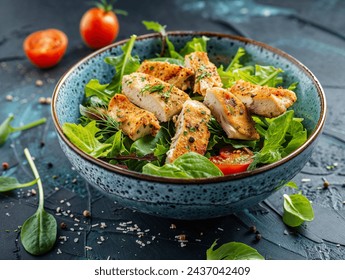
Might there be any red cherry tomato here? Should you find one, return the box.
[80,7,119,49]
[23,29,68,68]
[209,147,254,175]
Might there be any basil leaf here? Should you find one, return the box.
[143,152,223,178]
[283,193,314,227]
[179,36,209,56]
[0,177,39,192]
[105,35,140,93]
[62,121,112,158]
[21,209,57,255]
[84,79,114,103]
[207,240,264,260]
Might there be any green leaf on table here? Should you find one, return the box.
[142,152,223,178]
[20,148,57,256]
[284,181,299,190]
[283,193,314,227]
[0,177,39,192]
[62,121,112,158]
[206,240,264,260]
[0,115,46,146]
[21,208,57,256]
[105,35,140,93]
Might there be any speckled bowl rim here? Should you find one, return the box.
[52,31,327,185]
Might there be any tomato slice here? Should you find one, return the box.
[23,29,68,68]
[210,147,253,175]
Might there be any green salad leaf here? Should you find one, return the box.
[105,35,140,93]
[283,193,314,227]
[142,152,223,178]
[84,79,114,104]
[249,110,307,170]
[62,121,112,158]
[207,240,264,260]
[179,36,209,56]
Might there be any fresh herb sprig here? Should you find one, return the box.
[0,115,46,146]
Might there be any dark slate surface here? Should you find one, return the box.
[1,0,345,260]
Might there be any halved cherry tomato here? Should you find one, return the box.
[23,29,68,68]
[80,7,119,49]
[209,147,254,175]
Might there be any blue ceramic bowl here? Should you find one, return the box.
[52,32,326,220]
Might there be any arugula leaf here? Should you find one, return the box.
[142,21,184,61]
[105,35,140,93]
[62,121,112,158]
[255,65,283,87]
[84,79,115,103]
[0,177,39,192]
[225,46,246,72]
[179,36,209,56]
[206,240,264,260]
[142,20,167,36]
[283,193,314,227]
[106,130,129,157]
[142,152,223,178]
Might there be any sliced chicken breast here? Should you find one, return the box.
[137,60,194,91]
[204,87,259,140]
[122,73,190,122]
[184,51,223,96]
[230,79,297,118]
[108,94,160,141]
[166,100,211,163]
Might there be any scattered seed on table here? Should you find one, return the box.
[35,79,43,87]
[85,246,93,251]
[74,238,79,243]
[170,223,176,229]
[47,162,53,169]
[249,225,257,233]
[60,222,67,229]
[83,210,91,217]
[256,233,262,241]
[322,177,330,188]
[31,189,36,195]
[5,95,13,101]
[2,162,9,170]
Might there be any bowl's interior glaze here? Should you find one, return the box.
[54,32,325,182]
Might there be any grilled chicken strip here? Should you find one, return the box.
[166,100,211,163]
[122,72,190,122]
[230,80,297,118]
[204,87,259,140]
[137,60,194,91]
[184,51,223,96]
[108,94,160,141]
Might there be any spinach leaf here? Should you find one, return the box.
[62,121,112,158]
[20,148,57,255]
[179,36,209,56]
[249,110,307,170]
[84,79,114,103]
[283,193,314,227]
[206,240,264,260]
[0,177,39,192]
[105,35,140,93]
[0,115,46,146]
[142,152,223,178]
